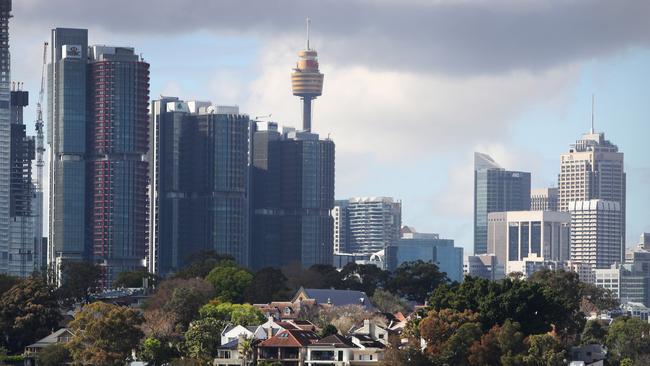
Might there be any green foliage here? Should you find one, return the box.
[341,263,391,296]
[113,268,159,289]
[68,302,144,366]
[387,260,449,303]
[243,267,291,303]
[0,274,21,295]
[164,286,212,331]
[139,337,177,366]
[205,261,253,303]
[581,319,606,345]
[282,263,344,290]
[371,288,409,314]
[199,302,265,326]
[173,251,234,279]
[605,317,650,364]
[523,334,566,366]
[419,308,480,363]
[183,317,225,362]
[36,343,71,366]
[57,261,102,306]
[0,276,61,353]
[319,324,338,337]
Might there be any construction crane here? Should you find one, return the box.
[35,42,47,192]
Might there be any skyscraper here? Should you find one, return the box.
[0,0,11,274]
[48,29,150,285]
[251,123,335,269]
[8,86,36,277]
[559,130,625,262]
[531,187,558,211]
[148,99,250,276]
[87,46,150,285]
[474,153,531,255]
[333,197,402,257]
[48,28,89,275]
[569,200,622,269]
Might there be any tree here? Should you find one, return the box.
[183,317,225,362]
[372,288,409,314]
[164,286,212,331]
[113,268,159,289]
[340,263,390,296]
[581,319,606,345]
[605,317,650,364]
[419,308,479,361]
[318,305,384,334]
[320,324,338,338]
[68,302,144,366]
[0,274,21,295]
[468,320,528,366]
[523,334,566,366]
[243,267,291,303]
[173,251,234,279]
[205,261,253,303]
[57,261,102,306]
[199,302,265,326]
[0,276,61,353]
[37,343,71,366]
[139,337,177,366]
[387,261,449,303]
[282,263,343,290]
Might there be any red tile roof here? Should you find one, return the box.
[258,329,320,348]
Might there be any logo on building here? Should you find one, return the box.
[63,45,82,59]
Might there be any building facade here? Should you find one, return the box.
[464,254,505,281]
[0,0,11,274]
[251,123,335,269]
[559,131,625,262]
[569,200,622,269]
[386,231,463,282]
[487,210,570,274]
[48,29,150,285]
[333,197,401,257]
[531,187,558,211]
[474,152,531,255]
[148,99,250,276]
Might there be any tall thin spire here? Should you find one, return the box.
[306,17,311,50]
[590,94,595,134]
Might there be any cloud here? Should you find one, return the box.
[13,0,650,75]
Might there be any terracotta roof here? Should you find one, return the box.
[259,329,319,348]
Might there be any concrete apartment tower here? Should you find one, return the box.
[559,122,625,265]
[49,29,150,285]
[474,153,531,255]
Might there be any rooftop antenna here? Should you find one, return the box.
[306,17,311,50]
[590,94,595,134]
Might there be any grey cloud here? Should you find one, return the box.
[13,0,650,75]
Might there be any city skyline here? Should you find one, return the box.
[9,0,650,256]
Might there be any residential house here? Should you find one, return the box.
[24,328,74,366]
[306,334,357,365]
[292,287,374,311]
[221,324,267,345]
[348,319,391,346]
[256,328,320,366]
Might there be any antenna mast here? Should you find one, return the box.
[35,42,48,192]
[306,17,311,50]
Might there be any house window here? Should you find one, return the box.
[284,307,291,315]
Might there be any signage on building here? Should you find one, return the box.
[63,45,82,59]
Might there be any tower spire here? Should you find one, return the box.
[306,17,311,50]
[591,94,595,134]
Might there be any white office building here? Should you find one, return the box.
[569,200,622,269]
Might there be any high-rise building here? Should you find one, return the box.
[559,130,625,261]
[48,29,150,285]
[48,28,89,275]
[8,86,36,277]
[487,210,570,274]
[569,200,622,269]
[148,99,250,276]
[386,229,463,282]
[87,46,150,285]
[531,187,558,211]
[0,0,11,274]
[251,123,335,269]
[332,197,401,257]
[474,152,531,255]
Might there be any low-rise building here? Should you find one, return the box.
[256,328,320,366]
[464,254,505,281]
[24,328,74,365]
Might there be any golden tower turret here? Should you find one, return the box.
[291,18,324,132]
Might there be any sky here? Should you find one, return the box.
[11,0,650,255]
